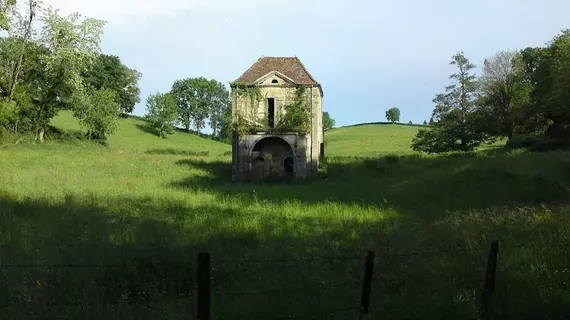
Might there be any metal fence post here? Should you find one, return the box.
[481,241,499,320]
[359,250,375,319]
[197,253,211,320]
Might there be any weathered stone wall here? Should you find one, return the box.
[231,84,323,181]
[233,86,298,127]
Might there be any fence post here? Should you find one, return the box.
[197,253,211,320]
[481,241,499,320]
[359,250,375,319]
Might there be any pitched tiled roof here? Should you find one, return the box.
[233,57,319,85]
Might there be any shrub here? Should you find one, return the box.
[384,154,401,165]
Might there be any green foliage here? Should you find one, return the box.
[323,111,335,130]
[0,0,16,31]
[207,80,231,139]
[413,52,489,153]
[479,50,533,138]
[82,54,141,114]
[0,99,17,133]
[385,107,401,123]
[28,9,106,140]
[233,84,264,135]
[144,92,178,138]
[423,120,427,125]
[276,86,312,134]
[171,77,229,136]
[73,88,120,141]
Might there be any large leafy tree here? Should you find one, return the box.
[82,54,141,114]
[323,111,335,130]
[479,50,532,138]
[0,0,17,31]
[536,30,570,138]
[144,92,178,138]
[171,77,229,136]
[207,80,230,138]
[412,52,487,153]
[29,10,105,141]
[385,107,400,123]
[73,88,120,141]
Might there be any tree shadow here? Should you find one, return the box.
[170,151,570,222]
[146,149,210,156]
[1,188,570,319]
[135,123,160,137]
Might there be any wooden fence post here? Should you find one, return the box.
[197,253,211,320]
[359,250,375,319]
[481,241,499,320]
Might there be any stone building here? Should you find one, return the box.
[230,57,324,182]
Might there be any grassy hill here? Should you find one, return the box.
[325,123,421,156]
[1,113,569,319]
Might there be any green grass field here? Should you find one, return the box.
[1,112,570,319]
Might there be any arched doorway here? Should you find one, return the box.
[251,137,294,181]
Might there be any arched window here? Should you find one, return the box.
[271,79,279,84]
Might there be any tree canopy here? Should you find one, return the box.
[170,77,230,137]
[386,107,401,123]
[413,30,570,153]
[82,54,141,114]
[323,111,335,131]
[0,1,142,144]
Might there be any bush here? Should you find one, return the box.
[528,139,570,152]
[384,154,400,165]
[506,136,546,149]
[506,135,570,152]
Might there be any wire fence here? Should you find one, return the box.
[1,241,570,319]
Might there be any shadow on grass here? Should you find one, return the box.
[135,123,159,137]
[146,149,210,157]
[171,151,570,221]
[2,188,570,318]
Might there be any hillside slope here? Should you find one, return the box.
[50,111,230,155]
[325,124,421,157]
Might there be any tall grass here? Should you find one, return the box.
[0,112,569,319]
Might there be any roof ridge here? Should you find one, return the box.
[233,57,264,83]
[232,56,319,86]
[294,57,318,84]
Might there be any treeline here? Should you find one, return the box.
[144,77,232,141]
[144,81,338,140]
[0,0,141,143]
[414,29,570,153]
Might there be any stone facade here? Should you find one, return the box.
[231,57,324,182]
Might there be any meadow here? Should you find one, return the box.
[1,112,570,319]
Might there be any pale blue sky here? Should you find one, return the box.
[46,0,570,127]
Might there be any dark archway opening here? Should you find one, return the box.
[251,137,294,182]
[284,157,294,176]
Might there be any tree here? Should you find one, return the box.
[412,52,488,153]
[145,92,178,138]
[82,54,141,114]
[0,0,17,31]
[171,77,227,136]
[73,88,120,141]
[30,10,105,141]
[536,30,570,138]
[408,121,413,125]
[8,0,40,100]
[423,120,427,125]
[479,50,532,138]
[322,111,335,130]
[385,107,400,123]
[207,80,230,138]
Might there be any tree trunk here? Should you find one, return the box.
[9,0,37,100]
